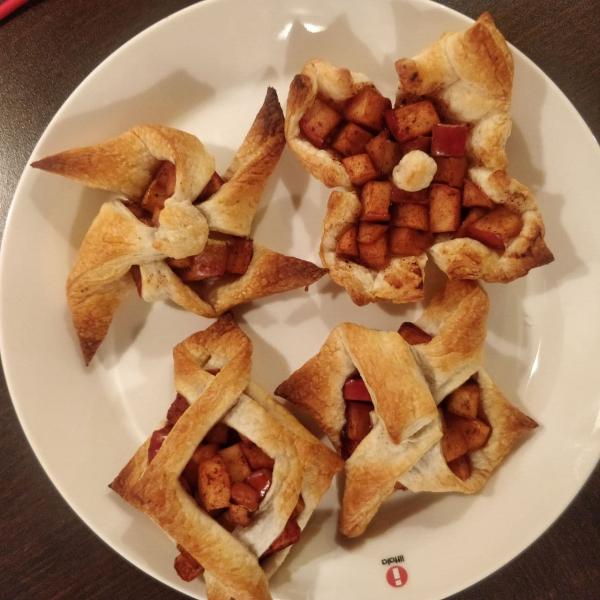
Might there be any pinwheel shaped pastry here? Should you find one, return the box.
[277,280,536,536]
[110,315,342,600]
[32,88,324,363]
[285,13,553,306]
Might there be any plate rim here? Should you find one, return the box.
[1,0,599,598]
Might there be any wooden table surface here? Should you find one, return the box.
[1,1,599,598]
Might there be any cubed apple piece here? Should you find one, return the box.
[359,235,389,270]
[182,443,219,491]
[385,101,440,143]
[226,238,254,275]
[336,225,359,258]
[448,455,471,480]
[447,414,491,452]
[198,455,231,511]
[431,123,468,157]
[391,203,429,231]
[361,181,392,221]
[463,180,494,208]
[245,469,272,499]
[219,443,252,483]
[292,495,305,519]
[401,136,431,155]
[204,422,230,445]
[391,186,430,204]
[389,227,433,256]
[446,382,480,419]
[240,440,275,470]
[357,222,388,244]
[343,378,372,402]
[455,207,489,238]
[366,131,403,176]
[344,87,391,131]
[345,401,373,441]
[331,122,373,156]
[341,153,379,186]
[196,171,224,203]
[178,241,229,281]
[141,161,176,213]
[466,206,523,250]
[174,548,204,582]
[264,518,301,556]
[299,98,343,148]
[221,504,252,529]
[398,322,433,345]
[433,156,468,188]
[429,184,462,233]
[441,422,469,463]
[166,393,190,426]
[148,425,171,462]
[230,482,260,512]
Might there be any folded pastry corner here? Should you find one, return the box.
[276,322,440,537]
[33,88,325,363]
[110,315,342,600]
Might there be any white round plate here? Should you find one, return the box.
[1,0,599,598]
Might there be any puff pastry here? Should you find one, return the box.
[32,88,325,363]
[275,320,441,538]
[277,280,535,534]
[110,315,342,600]
[285,14,553,306]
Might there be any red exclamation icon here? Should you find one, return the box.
[386,565,408,588]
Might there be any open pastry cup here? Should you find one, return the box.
[111,315,342,600]
[285,14,553,306]
[32,88,325,363]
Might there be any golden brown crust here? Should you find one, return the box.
[33,90,324,363]
[110,316,340,598]
[399,369,537,493]
[395,13,513,169]
[394,14,554,282]
[409,280,489,402]
[320,191,426,305]
[199,88,286,237]
[285,60,373,189]
[429,168,554,281]
[276,322,438,536]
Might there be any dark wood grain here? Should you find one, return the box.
[0,1,599,598]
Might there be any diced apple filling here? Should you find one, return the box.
[439,380,491,481]
[295,86,523,270]
[148,392,303,581]
[341,375,374,459]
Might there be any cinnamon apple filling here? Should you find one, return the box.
[299,89,523,270]
[148,392,301,582]
[398,322,491,481]
[439,380,491,481]
[340,375,374,459]
[126,161,254,295]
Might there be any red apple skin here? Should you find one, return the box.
[431,124,468,157]
[343,378,372,401]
